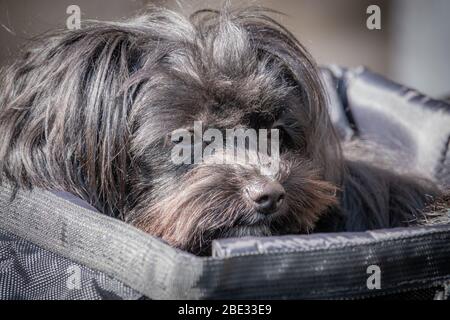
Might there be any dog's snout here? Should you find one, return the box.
[248,181,285,215]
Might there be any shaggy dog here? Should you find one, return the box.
[0,7,442,254]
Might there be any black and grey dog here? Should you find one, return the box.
[0,7,442,254]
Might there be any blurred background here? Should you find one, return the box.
[0,0,449,98]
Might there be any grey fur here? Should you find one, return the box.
[0,6,440,254]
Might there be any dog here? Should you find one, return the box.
[0,6,442,255]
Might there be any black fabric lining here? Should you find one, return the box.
[1,184,450,299]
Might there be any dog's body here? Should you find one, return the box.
[0,7,441,254]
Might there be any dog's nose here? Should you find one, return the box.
[248,181,285,215]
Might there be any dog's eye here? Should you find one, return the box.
[169,129,191,146]
[272,121,285,137]
[272,124,295,151]
[172,135,190,146]
[273,126,285,142]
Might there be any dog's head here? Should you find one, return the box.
[0,7,341,254]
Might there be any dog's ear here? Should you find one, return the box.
[230,8,343,182]
[0,26,144,216]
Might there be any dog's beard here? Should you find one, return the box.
[130,151,338,255]
[224,223,273,238]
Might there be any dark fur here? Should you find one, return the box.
[0,6,441,254]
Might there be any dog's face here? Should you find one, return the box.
[0,7,341,255]
[124,9,340,254]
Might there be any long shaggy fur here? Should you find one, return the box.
[0,6,442,254]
